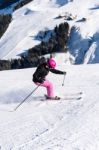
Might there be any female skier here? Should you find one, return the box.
[33,58,66,100]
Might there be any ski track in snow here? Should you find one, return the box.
[7,90,98,150]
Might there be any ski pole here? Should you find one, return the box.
[14,85,40,111]
[62,73,66,86]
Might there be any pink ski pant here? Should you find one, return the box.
[35,80,54,97]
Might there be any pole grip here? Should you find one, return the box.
[62,73,66,86]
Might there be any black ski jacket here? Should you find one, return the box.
[33,62,65,83]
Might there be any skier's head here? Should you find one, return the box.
[47,58,56,69]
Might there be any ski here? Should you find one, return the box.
[62,96,82,100]
[64,92,83,96]
[40,96,82,101]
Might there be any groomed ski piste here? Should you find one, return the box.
[0,63,99,150]
[0,0,99,149]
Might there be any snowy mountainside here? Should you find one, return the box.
[0,0,99,63]
[0,0,99,149]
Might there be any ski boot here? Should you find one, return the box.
[45,95,60,100]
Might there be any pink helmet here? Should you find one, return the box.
[47,58,56,69]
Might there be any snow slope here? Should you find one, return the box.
[0,0,99,149]
[0,63,99,150]
[0,0,99,63]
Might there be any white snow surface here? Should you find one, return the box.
[0,0,99,63]
[0,0,99,149]
[0,63,99,150]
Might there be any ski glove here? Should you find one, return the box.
[39,78,45,83]
[33,74,45,83]
[63,71,66,75]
